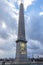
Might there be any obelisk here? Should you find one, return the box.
[16,1,27,64]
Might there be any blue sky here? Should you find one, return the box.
[0,0,43,58]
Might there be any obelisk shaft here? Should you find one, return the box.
[16,3,27,43]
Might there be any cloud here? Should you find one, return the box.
[27,39,42,57]
[0,0,17,58]
[25,12,43,57]
[0,47,16,58]
[18,0,35,10]
[26,14,43,43]
[2,22,7,29]
[39,12,43,16]
[27,39,40,50]
[0,32,9,39]
[24,0,35,10]
[0,37,16,58]
[0,0,19,24]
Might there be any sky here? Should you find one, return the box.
[0,0,43,58]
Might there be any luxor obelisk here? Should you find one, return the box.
[16,1,27,64]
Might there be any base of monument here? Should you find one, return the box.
[15,62,28,64]
[15,58,28,64]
